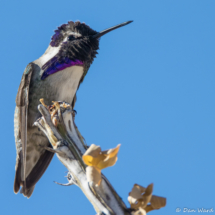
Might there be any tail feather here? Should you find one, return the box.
[14,151,22,194]
[13,145,54,198]
[20,186,35,198]
[25,148,54,190]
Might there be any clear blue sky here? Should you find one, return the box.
[1,0,215,214]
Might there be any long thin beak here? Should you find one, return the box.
[92,21,133,39]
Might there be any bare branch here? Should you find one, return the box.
[35,102,130,215]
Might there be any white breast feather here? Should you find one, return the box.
[46,66,84,104]
[38,46,84,104]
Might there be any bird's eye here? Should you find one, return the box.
[68,35,75,41]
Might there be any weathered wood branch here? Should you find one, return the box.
[34,101,166,215]
[34,102,131,215]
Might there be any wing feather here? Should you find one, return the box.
[15,63,33,191]
[14,63,55,197]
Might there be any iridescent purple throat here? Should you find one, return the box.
[41,58,83,80]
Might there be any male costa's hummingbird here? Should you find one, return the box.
[14,20,133,198]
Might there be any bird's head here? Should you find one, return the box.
[41,20,132,80]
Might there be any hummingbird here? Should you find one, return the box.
[14,20,133,198]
